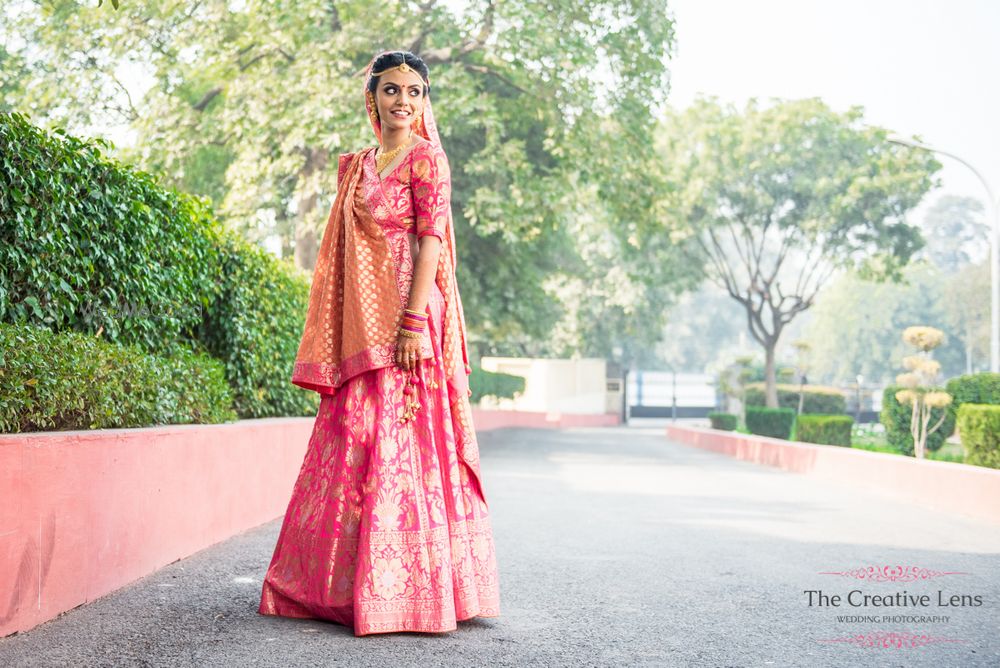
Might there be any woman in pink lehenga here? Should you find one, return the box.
[257,50,500,636]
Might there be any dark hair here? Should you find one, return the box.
[366,51,430,98]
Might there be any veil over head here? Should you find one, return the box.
[363,50,442,146]
[291,50,472,399]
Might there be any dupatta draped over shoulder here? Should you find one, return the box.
[291,52,473,401]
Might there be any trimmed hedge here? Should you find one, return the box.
[795,414,853,447]
[1,111,218,353]
[1,111,317,420]
[946,372,1000,421]
[880,385,954,456]
[708,411,738,431]
[745,406,796,439]
[744,382,846,414]
[197,232,315,418]
[0,322,236,432]
[956,404,1000,470]
[470,367,526,404]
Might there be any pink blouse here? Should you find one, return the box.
[339,139,449,243]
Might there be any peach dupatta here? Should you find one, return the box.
[291,52,472,400]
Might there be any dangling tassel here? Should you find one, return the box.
[398,367,422,425]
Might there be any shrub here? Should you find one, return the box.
[0,322,236,432]
[1,111,316,420]
[197,231,316,418]
[470,367,526,404]
[707,411,738,431]
[745,406,796,439]
[946,372,1000,420]
[1,111,218,353]
[744,382,846,414]
[880,385,954,456]
[956,404,1000,469]
[795,414,854,446]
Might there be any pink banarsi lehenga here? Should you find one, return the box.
[257,134,501,635]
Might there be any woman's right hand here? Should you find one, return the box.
[396,332,422,371]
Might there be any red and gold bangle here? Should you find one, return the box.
[399,308,427,338]
[403,308,427,320]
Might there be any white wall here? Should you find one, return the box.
[479,357,610,414]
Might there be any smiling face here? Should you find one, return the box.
[374,69,426,132]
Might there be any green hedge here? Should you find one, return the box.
[1,111,218,353]
[197,232,316,418]
[745,406,796,439]
[880,385,954,456]
[1,111,317,420]
[946,372,1000,421]
[744,382,846,414]
[0,322,236,432]
[957,404,1000,470]
[470,367,526,404]
[707,411,738,431]
[795,414,853,447]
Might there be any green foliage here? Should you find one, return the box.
[1,111,318,421]
[0,322,236,432]
[804,263,969,385]
[795,414,854,447]
[946,371,1000,418]
[745,406,796,440]
[469,367,526,405]
[956,404,1000,470]
[1,111,218,353]
[197,231,317,418]
[707,411,738,431]
[880,385,955,455]
[1,1,687,364]
[658,97,940,404]
[744,382,846,414]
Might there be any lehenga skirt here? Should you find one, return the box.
[257,283,500,636]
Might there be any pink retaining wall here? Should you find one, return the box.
[0,418,314,638]
[1,408,618,637]
[666,424,1000,526]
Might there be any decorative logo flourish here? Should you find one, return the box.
[817,631,966,648]
[818,565,970,582]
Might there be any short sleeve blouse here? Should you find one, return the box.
[409,141,450,242]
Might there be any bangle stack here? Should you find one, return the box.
[399,308,427,338]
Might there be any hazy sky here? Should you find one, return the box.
[664,0,1000,223]
[103,0,998,227]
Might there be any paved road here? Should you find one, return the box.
[2,425,998,667]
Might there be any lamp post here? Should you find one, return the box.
[856,373,864,423]
[888,136,1000,373]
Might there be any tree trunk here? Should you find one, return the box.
[764,341,779,408]
[292,146,329,271]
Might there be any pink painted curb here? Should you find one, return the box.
[666,424,1000,526]
[1,408,619,637]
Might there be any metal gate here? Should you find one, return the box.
[626,370,718,419]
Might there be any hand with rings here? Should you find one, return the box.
[396,332,422,371]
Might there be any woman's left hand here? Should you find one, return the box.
[396,332,422,371]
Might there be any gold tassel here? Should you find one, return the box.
[398,368,423,425]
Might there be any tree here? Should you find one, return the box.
[657,96,941,407]
[2,0,686,362]
[919,194,988,273]
[894,326,952,460]
[803,262,967,385]
[942,260,991,373]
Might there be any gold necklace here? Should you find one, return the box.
[375,129,414,174]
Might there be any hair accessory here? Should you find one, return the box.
[372,61,417,77]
